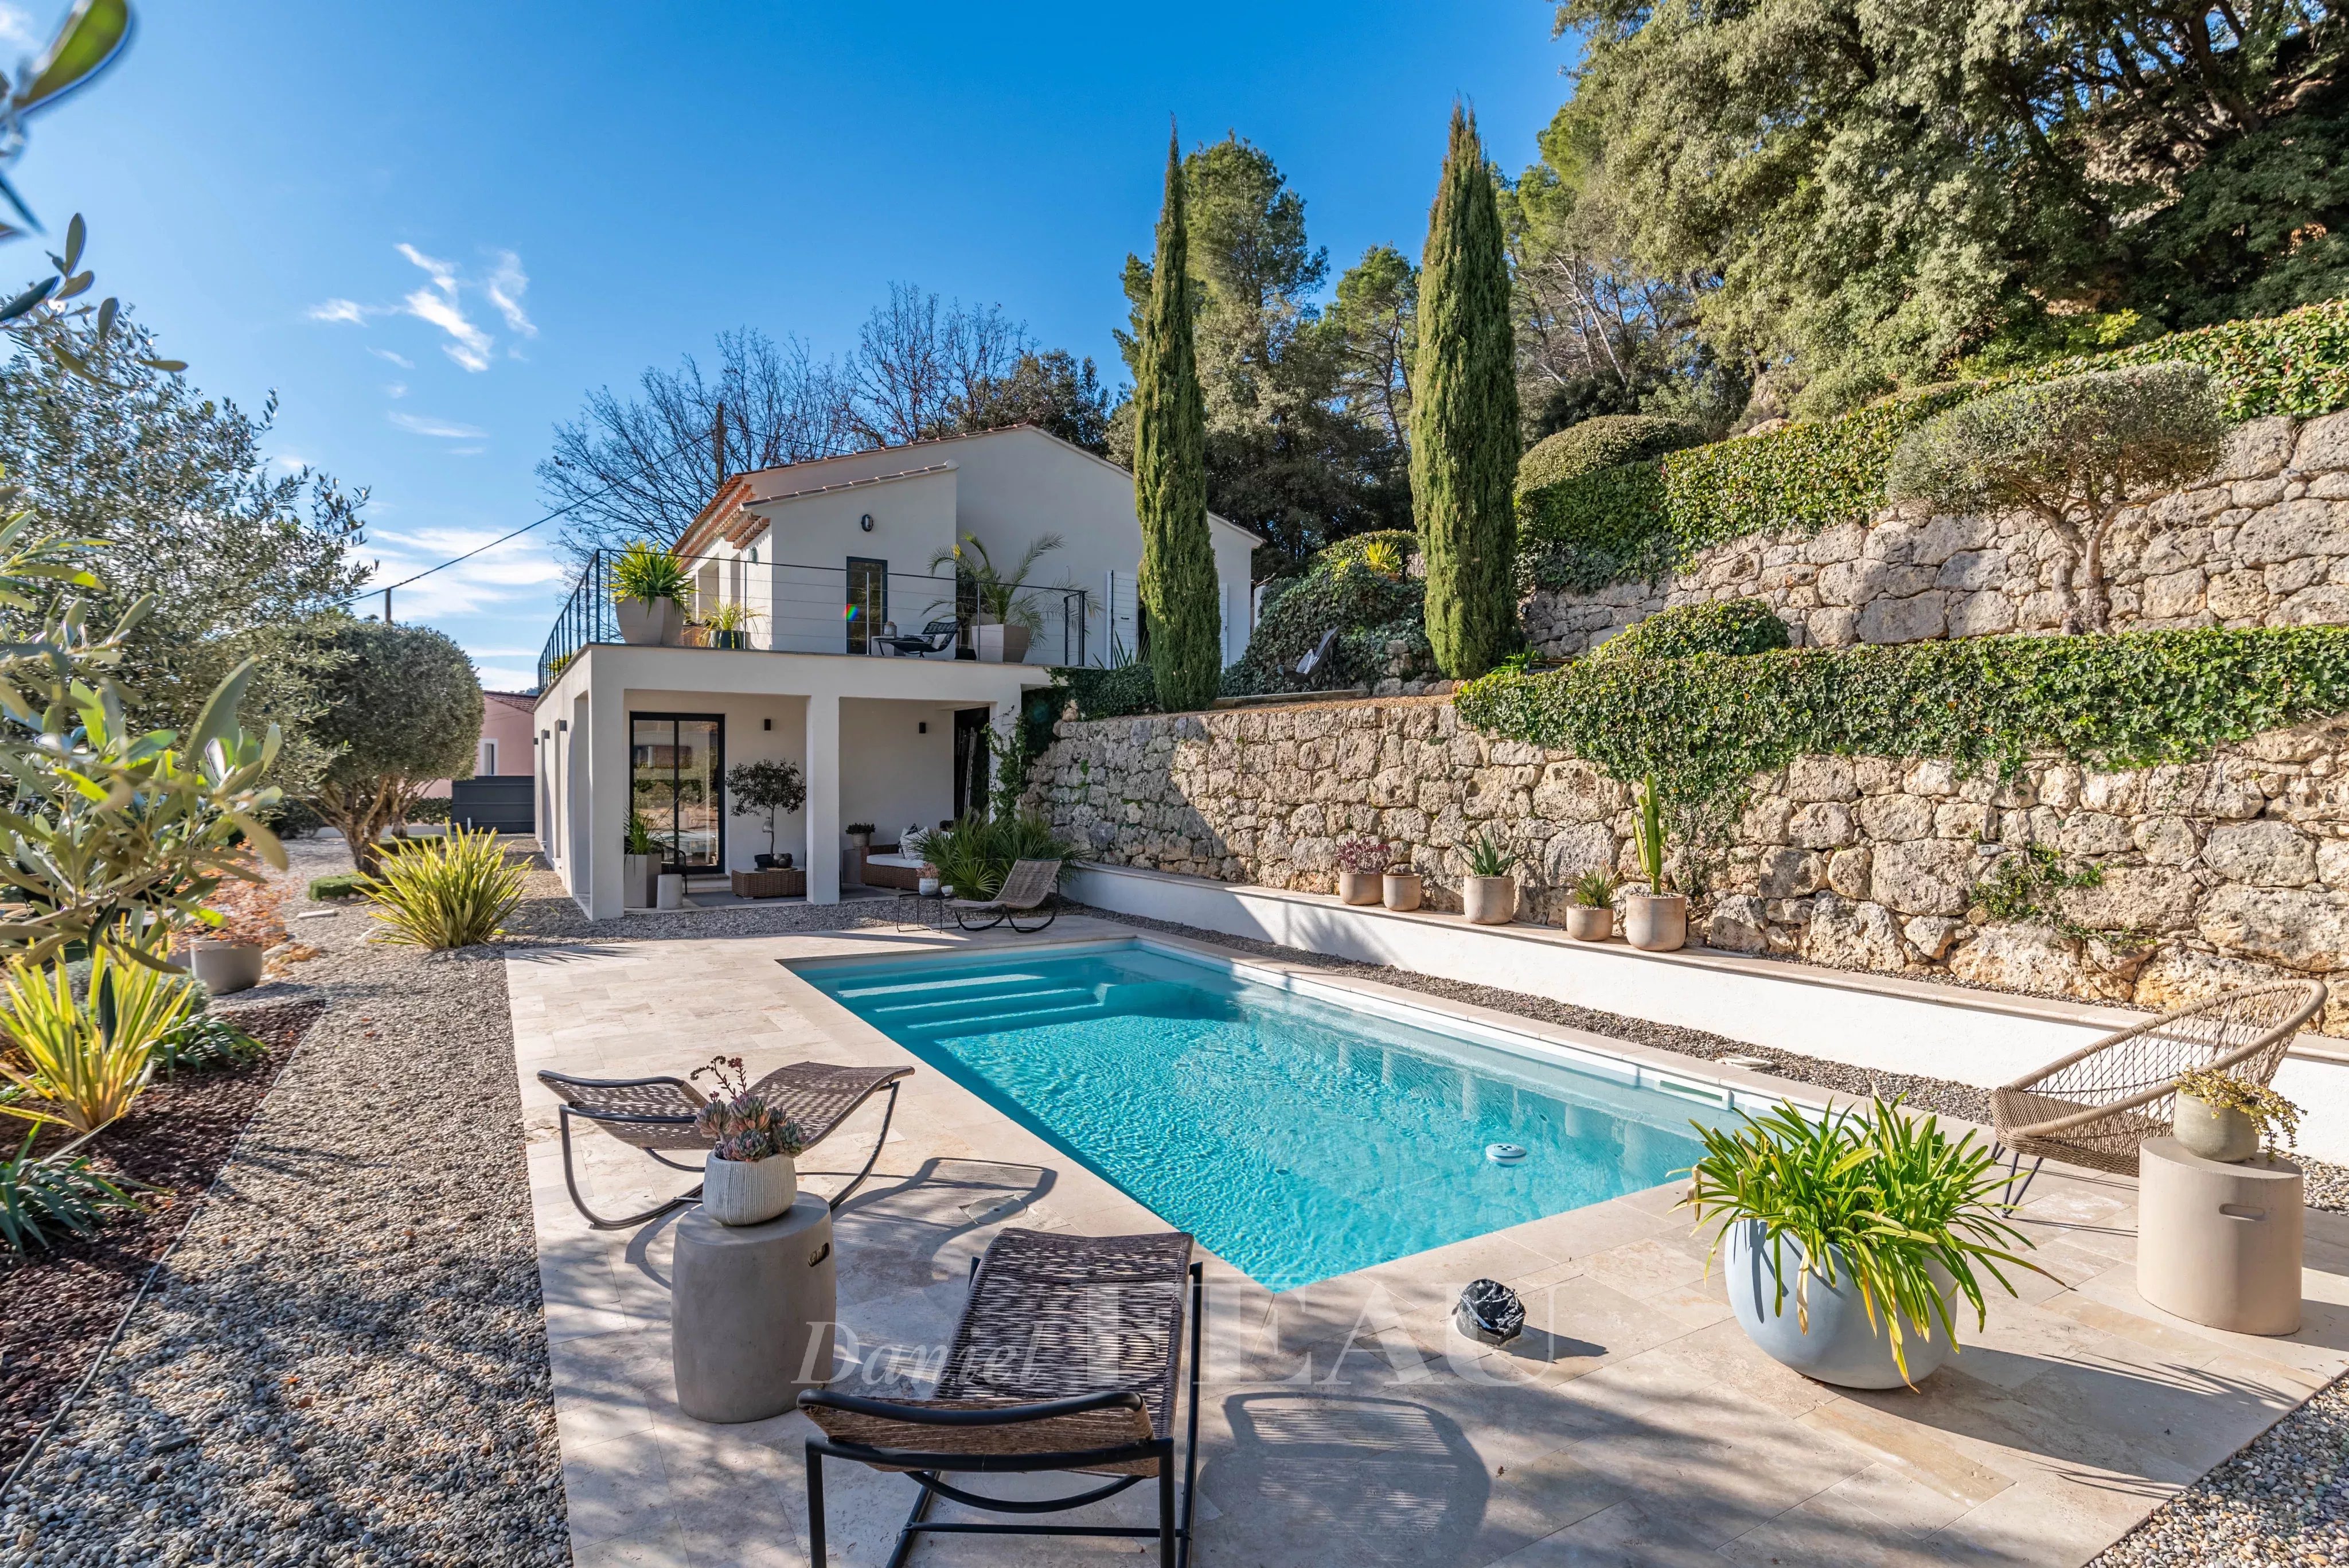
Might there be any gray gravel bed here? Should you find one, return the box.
[0,838,568,1567]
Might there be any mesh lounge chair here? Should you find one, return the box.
[952,857,1063,934]
[1992,978,2325,1197]
[537,1062,911,1229]
[800,1228,1201,1568]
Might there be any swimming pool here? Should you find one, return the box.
[797,941,1748,1290]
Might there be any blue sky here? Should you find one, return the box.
[9,1,1577,693]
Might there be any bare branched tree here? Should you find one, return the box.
[850,284,1031,446]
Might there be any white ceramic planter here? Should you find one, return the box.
[1337,870,1382,906]
[1464,875,1517,926]
[190,939,265,995]
[2175,1094,2261,1162]
[615,596,682,646]
[1725,1220,1957,1388]
[1382,872,1423,912]
[700,1152,797,1227]
[623,852,658,909]
[1625,892,1687,952]
[656,872,686,910]
[1564,904,1613,942]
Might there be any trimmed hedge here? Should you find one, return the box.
[1223,531,1427,697]
[307,872,366,900]
[1458,624,2349,813]
[1517,298,2349,588]
[1056,662,1160,721]
[1590,599,1792,662]
[1517,415,1700,494]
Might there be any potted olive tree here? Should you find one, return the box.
[1335,836,1388,905]
[1566,869,1616,942]
[725,759,806,869]
[623,809,661,908]
[1624,773,1685,951]
[612,541,692,646]
[1685,1098,2045,1388]
[2172,1068,2302,1163]
[1462,832,1518,925]
[690,1056,809,1226]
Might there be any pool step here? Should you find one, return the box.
[863,982,1102,1029]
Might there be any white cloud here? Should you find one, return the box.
[471,664,543,693]
[364,525,567,621]
[306,298,374,325]
[385,381,407,399]
[369,346,415,369]
[397,244,494,372]
[444,445,486,457]
[483,250,535,338]
[388,411,488,440]
[0,6,36,51]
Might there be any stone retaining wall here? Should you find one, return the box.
[1029,697,2349,1033]
[1522,412,2349,657]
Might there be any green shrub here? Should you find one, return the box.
[1517,415,1701,494]
[922,813,1076,900]
[361,827,528,949]
[1224,530,1426,696]
[1517,461,1675,587]
[1056,663,1160,721]
[308,872,365,900]
[1591,599,1793,662]
[2023,296,2349,421]
[0,1130,145,1255]
[404,797,452,827]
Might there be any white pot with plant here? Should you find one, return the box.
[1624,773,1685,951]
[691,1055,808,1226]
[611,541,692,646]
[1382,861,1423,912]
[622,810,661,908]
[1335,836,1388,906]
[1687,1098,2046,1389]
[1566,870,1616,942]
[933,531,1062,665]
[2172,1068,2301,1164]
[1462,832,1518,925]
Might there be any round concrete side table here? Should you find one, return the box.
[2136,1136,2303,1336]
[671,1195,837,1422]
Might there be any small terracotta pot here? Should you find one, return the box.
[1624,892,1687,952]
[1565,905,1613,942]
[1382,872,1423,912]
[1337,869,1382,906]
[1463,875,1517,926]
[2174,1094,2260,1163]
[701,1152,798,1226]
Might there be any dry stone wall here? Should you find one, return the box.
[1030,696,2349,1035]
[1522,412,2349,656]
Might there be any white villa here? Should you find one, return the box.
[530,424,1260,918]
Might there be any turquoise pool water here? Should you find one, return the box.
[801,944,1738,1290]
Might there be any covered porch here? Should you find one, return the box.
[529,642,1052,919]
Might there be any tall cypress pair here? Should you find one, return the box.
[1412,104,1519,679]
[1133,129,1222,713]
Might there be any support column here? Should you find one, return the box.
[805,692,841,905]
[586,681,627,920]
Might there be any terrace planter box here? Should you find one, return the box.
[624,852,660,909]
[731,867,807,900]
[972,623,1031,664]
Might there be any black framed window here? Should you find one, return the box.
[846,557,887,654]
[629,712,724,872]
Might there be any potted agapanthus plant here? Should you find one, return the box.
[1334,836,1389,906]
[1685,1097,2044,1388]
[2172,1068,2302,1163]
[1462,832,1519,926]
[1624,773,1685,951]
[611,541,693,646]
[692,1055,810,1227]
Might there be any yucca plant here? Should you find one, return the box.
[610,540,691,604]
[361,827,529,949]
[0,941,194,1136]
[0,1130,145,1254]
[1571,869,1618,908]
[1465,832,1516,877]
[1682,1097,2045,1383]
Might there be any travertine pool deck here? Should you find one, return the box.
[509,916,2349,1567]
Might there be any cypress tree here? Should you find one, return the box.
[1134,128,1222,713]
[1411,104,1520,679]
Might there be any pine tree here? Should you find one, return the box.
[1134,128,1222,713]
[1411,104,1519,678]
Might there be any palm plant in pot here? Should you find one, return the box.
[1625,773,1684,951]
[692,1055,809,1226]
[1335,836,1389,906]
[622,808,661,908]
[1566,869,1616,941]
[2172,1068,2301,1163]
[930,532,1064,663]
[1684,1098,2044,1388]
[1462,832,1519,925]
[611,541,693,645]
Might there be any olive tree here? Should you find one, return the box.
[1886,363,2228,634]
[306,621,483,872]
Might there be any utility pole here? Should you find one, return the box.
[383,586,392,624]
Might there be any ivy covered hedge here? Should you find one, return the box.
[1223,530,1427,697]
[1055,662,1159,721]
[1516,298,2349,590]
[1589,598,1792,662]
[1458,624,2349,811]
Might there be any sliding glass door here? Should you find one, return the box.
[630,713,724,872]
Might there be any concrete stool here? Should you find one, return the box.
[2137,1136,2303,1336]
[672,1195,837,1422]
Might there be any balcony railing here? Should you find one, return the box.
[539,549,1091,690]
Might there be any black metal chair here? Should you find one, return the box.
[875,617,961,657]
[536,1062,911,1229]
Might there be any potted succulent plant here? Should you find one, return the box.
[611,541,693,646]
[1685,1098,2045,1389]
[1566,869,1617,942]
[703,598,760,650]
[1624,773,1685,951]
[2172,1068,2302,1163]
[690,1055,809,1226]
[1382,860,1423,912]
[1462,832,1519,925]
[622,809,661,908]
[1335,836,1389,906]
